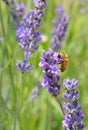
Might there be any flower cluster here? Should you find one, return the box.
[16,0,47,73]
[62,79,86,130]
[51,6,70,51]
[3,0,26,28]
[39,49,63,96]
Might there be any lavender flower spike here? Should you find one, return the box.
[51,6,70,51]
[62,79,86,130]
[2,0,26,28]
[53,6,65,29]
[39,49,63,96]
[16,0,47,73]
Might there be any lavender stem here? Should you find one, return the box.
[13,73,23,130]
[57,96,65,116]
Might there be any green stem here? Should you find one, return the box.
[13,73,23,130]
[0,1,6,95]
[0,1,17,102]
[0,95,13,115]
[0,2,17,129]
[56,96,65,116]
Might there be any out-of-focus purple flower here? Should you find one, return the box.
[16,0,47,73]
[30,87,39,101]
[53,6,65,28]
[62,79,86,130]
[30,81,41,101]
[11,3,26,19]
[39,49,62,96]
[80,0,87,14]
[51,6,70,51]
[0,37,3,43]
[24,51,32,60]
[2,0,26,28]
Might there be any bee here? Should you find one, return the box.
[58,53,69,72]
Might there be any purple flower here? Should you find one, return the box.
[51,6,70,51]
[24,51,32,60]
[3,0,26,28]
[30,81,41,101]
[34,0,47,9]
[63,78,79,90]
[16,60,32,73]
[16,0,47,72]
[53,6,65,28]
[30,88,39,101]
[39,49,62,96]
[11,3,26,28]
[63,90,80,101]
[62,79,86,130]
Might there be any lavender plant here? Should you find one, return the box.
[39,6,69,114]
[39,49,62,96]
[16,0,47,73]
[62,79,86,130]
[39,5,86,130]
[39,6,70,96]
[2,0,26,28]
[0,0,87,129]
[51,6,70,51]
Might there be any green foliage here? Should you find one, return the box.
[0,0,88,130]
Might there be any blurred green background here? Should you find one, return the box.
[0,0,88,130]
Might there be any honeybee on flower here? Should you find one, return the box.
[58,53,69,72]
